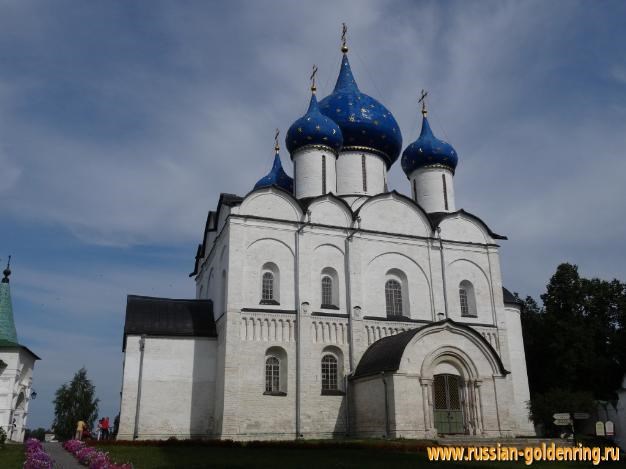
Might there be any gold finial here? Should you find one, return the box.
[341,23,348,54]
[418,89,429,116]
[310,64,318,93]
[274,128,280,153]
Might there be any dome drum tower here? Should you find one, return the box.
[402,109,459,213]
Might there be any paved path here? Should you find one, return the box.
[43,442,83,469]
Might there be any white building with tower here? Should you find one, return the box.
[0,259,39,442]
[118,33,535,440]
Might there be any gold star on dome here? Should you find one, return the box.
[349,115,356,122]
[297,127,302,133]
[374,120,379,125]
[315,125,321,131]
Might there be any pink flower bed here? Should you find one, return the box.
[62,439,132,469]
[24,438,54,469]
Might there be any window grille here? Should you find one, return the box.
[321,276,333,306]
[385,279,403,316]
[265,357,280,392]
[321,355,338,390]
[459,288,469,316]
[262,272,274,301]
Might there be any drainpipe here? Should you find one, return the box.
[345,217,360,372]
[382,372,390,438]
[133,335,146,440]
[436,227,449,319]
[294,211,309,439]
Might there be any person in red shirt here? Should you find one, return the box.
[101,416,110,440]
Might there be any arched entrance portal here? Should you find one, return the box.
[433,374,464,434]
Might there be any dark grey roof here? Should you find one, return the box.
[123,295,216,350]
[428,210,507,240]
[352,319,508,379]
[502,287,523,306]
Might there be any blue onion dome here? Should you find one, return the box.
[286,92,343,156]
[401,114,458,177]
[254,152,294,193]
[318,54,402,167]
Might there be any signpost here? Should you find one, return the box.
[573,412,590,420]
[554,418,572,426]
[553,413,570,420]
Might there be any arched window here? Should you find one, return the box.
[265,356,280,393]
[260,262,280,305]
[320,267,340,309]
[385,279,403,316]
[321,276,333,307]
[459,280,477,317]
[262,272,274,301]
[321,355,338,391]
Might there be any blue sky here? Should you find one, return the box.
[1,0,626,430]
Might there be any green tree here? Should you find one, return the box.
[52,367,99,440]
[521,263,626,434]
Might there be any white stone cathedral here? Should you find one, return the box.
[118,37,535,441]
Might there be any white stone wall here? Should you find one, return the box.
[0,348,35,442]
[336,151,386,196]
[182,186,535,440]
[503,305,534,434]
[293,148,337,199]
[410,166,456,213]
[118,336,217,440]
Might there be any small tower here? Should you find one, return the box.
[0,256,18,343]
[0,256,40,443]
[401,95,458,213]
[286,66,343,199]
[253,131,294,193]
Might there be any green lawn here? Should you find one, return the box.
[0,443,24,469]
[94,443,616,469]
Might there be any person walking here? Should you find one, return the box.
[96,418,103,441]
[75,419,86,440]
[101,416,109,440]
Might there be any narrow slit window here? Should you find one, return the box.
[322,155,327,194]
[293,159,297,194]
[413,179,417,201]
[361,154,367,192]
[442,174,449,210]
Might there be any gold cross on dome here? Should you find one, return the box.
[274,129,280,152]
[341,23,348,53]
[310,64,318,93]
[418,89,428,116]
